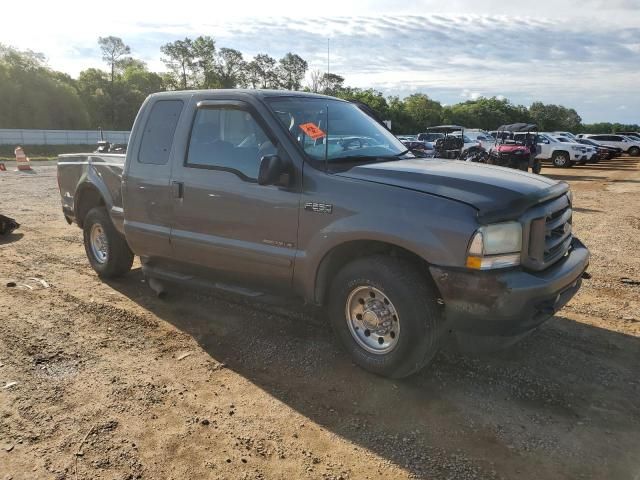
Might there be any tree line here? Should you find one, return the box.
[0,38,637,135]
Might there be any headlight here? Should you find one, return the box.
[466,222,522,270]
[571,146,582,151]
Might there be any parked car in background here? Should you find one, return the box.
[518,132,586,167]
[552,136,598,163]
[575,138,619,160]
[399,139,435,157]
[464,130,496,151]
[615,132,640,141]
[552,131,579,141]
[416,132,444,143]
[450,132,487,156]
[580,134,640,156]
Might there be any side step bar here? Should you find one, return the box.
[141,263,300,307]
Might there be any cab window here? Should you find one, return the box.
[186,107,277,181]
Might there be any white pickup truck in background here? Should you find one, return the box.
[515,132,587,167]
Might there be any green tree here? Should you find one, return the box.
[529,102,582,131]
[114,62,165,129]
[334,88,389,120]
[192,36,217,88]
[278,53,308,90]
[0,44,89,129]
[215,48,246,88]
[443,97,529,130]
[98,36,131,126]
[248,54,279,88]
[581,122,640,134]
[403,93,443,131]
[78,59,166,130]
[386,96,416,133]
[161,38,197,89]
[320,73,344,95]
[76,68,111,128]
[98,36,131,85]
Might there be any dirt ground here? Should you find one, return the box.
[1,158,639,480]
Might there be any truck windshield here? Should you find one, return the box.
[266,97,410,164]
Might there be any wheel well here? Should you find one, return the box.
[314,240,437,305]
[552,150,569,157]
[75,185,105,228]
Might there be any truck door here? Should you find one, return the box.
[169,101,300,289]
[122,99,184,258]
[537,135,551,159]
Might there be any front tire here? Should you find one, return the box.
[552,152,572,168]
[83,207,134,278]
[628,146,640,157]
[328,255,444,378]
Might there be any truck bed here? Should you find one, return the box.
[57,153,126,230]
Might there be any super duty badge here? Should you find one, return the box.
[304,202,333,214]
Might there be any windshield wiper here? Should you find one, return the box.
[328,155,399,163]
[394,149,411,157]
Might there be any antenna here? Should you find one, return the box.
[327,38,330,77]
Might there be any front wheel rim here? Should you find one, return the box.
[90,224,109,264]
[345,286,400,354]
[554,155,567,166]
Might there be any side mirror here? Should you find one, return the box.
[258,154,289,186]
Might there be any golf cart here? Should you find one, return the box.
[488,123,542,174]
[425,125,465,159]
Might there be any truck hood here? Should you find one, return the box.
[337,159,567,223]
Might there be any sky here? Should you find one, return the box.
[2,0,639,123]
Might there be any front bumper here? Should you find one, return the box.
[429,238,589,337]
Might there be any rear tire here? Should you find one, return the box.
[531,159,542,174]
[628,146,640,157]
[328,255,445,378]
[83,207,134,278]
[552,152,571,168]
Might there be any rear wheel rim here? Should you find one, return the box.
[90,224,109,264]
[345,286,400,354]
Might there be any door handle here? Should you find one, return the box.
[172,181,184,199]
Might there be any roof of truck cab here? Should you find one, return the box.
[148,89,343,101]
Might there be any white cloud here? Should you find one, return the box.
[0,3,639,123]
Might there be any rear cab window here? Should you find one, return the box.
[138,100,184,165]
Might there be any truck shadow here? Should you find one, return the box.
[0,232,24,245]
[542,157,640,178]
[106,270,640,479]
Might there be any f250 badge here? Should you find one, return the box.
[305,202,333,214]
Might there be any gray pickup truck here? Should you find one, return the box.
[57,90,589,378]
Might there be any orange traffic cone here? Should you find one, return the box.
[15,146,32,171]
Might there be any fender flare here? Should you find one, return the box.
[73,167,114,226]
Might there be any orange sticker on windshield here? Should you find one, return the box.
[299,123,326,140]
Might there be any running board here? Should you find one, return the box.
[141,263,297,305]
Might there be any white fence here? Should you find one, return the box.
[0,129,130,145]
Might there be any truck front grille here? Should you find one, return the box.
[544,205,572,261]
[523,194,572,271]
